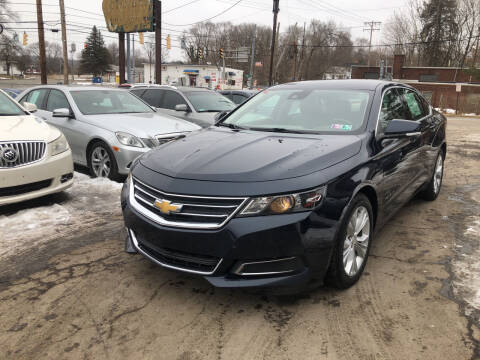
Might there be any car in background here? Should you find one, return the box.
[17,86,200,181]
[0,89,73,206]
[2,88,21,98]
[130,85,236,127]
[219,89,258,105]
[122,80,446,292]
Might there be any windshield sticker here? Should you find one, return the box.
[331,124,353,131]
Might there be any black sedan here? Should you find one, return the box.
[121,80,446,292]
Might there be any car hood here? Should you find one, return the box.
[82,112,200,137]
[0,115,60,142]
[139,127,362,182]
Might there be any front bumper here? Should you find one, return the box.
[114,145,151,175]
[121,181,339,291]
[0,149,74,206]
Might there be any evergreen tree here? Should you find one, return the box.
[420,0,458,66]
[79,26,110,76]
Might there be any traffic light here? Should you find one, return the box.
[166,34,171,50]
[198,47,203,59]
[139,32,144,45]
[22,32,28,46]
[219,48,224,59]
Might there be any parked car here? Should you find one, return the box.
[122,79,446,292]
[2,88,21,98]
[219,89,258,105]
[0,90,73,206]
[130,85,236,127]
[17,86,201,181]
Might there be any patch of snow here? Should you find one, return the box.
[464,113,477,116]
[453,215,480,311]
[0,172,123,260]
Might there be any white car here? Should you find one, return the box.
[0,90,74,206]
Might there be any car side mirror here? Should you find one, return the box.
[214,110,230,123]
[52,108,73,118]
[382,119,421,138]
[22,102,37,113]
[175,104,189,112]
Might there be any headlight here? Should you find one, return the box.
[116,132,144,148]
[49,133,69,156]
[239,186,326,216]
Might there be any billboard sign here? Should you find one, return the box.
[103,0,154,33]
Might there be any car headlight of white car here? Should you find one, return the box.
[116,132,144,148]
[49,133,70,156]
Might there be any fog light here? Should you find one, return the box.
[233,257,303,276]
[60,173,73,183]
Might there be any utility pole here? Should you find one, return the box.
[363,21,381,67]
[155,0,162,84]
[119,33,125,84]
[126,33,131,83]
[59,0,68,84]
[132,34,135,83]
[268,0,280,86]
[36,0,47,84]
[248,25,257,89]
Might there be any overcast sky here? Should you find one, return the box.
[9,0,407,61]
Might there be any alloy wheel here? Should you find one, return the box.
[433,155,443,194]
[91,146,111,178]
[343,206,370,277]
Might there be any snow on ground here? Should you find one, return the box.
[0,172,123,260]
[452,215,480,313]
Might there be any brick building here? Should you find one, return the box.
[351,55,480,114]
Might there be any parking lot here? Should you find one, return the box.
[0,117,479,359]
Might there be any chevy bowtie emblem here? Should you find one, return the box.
[153,199,183,215]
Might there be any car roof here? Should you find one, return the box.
[273,79,407,91]
[23,85,127,92]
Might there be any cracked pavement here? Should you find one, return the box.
[0,117,479,359]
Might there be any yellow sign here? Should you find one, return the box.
[153,199,183,215]
[103,0,154,33]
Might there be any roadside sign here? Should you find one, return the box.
[102,0,154,33]
[456,84,462,93]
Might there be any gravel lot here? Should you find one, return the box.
[0,117,479,360]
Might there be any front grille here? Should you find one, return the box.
[0,141,47,168]
[137,237,221,274]
[0,179,52,197]
[131,177,248,229]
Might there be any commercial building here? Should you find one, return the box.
[143,64,244,89]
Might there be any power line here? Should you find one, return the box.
[164,0,244,27]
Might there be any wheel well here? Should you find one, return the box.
[86,138,105,160]
[357,186,378,229]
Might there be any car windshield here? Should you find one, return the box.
[184,91,235,112]
[223,88,371,134]
[0,91,25,116]
[70,90,154,115]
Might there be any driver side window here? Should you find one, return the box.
[379,89,408,132]
[46,90,71,112]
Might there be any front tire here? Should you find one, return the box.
[421,151,444,201]
[88,141,120,181]
[327,193,373,289]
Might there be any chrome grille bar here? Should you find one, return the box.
[130,176,249,230]
[0,141,47,168]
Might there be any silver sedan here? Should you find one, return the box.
[17,86,201,180]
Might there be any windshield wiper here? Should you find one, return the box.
[246,127,309,134]
[217,122,245,130]
[198,109,224,113]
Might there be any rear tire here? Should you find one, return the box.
[421,151,444,201]
[87,141,120,181]
[326,193,373,289]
